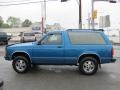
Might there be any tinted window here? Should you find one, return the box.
[41,33,62,45]
[68,32,106,45]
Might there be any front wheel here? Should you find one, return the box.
[12,56,30,73]
[79,57,98,75]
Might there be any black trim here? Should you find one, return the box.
[110,58,116,63]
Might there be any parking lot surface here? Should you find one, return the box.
[0,42,120,90]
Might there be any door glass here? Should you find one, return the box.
[41,33,62,45]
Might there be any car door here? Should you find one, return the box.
[32,32,65,65]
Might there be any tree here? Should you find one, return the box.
[7,16,21,28]
[22,19,32,27]
[0,16,4,27]
[1,24,10,28]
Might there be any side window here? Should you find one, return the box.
[68,32,106,45]
[41,33,62,45]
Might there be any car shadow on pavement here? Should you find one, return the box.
[29,65,79,75]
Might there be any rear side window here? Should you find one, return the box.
[68,32,106,45]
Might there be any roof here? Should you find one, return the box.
[66,29,104,32]
[47,29,104,33]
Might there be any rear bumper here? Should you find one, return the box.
[101,58,116,64]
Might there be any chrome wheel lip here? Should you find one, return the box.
[15,60,27,72]
[83,60,95,73]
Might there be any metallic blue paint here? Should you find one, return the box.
[5,30,116,65]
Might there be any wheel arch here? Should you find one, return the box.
[78,53,101,64]
[12,51,32,63]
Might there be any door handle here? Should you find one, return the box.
[57,46,62,48]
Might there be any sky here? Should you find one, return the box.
[0,0,120,29]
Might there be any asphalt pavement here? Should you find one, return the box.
[0,42,120,90]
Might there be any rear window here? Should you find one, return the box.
[68,32,106,45]
[24,33,35,36]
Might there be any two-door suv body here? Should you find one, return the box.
[5,29,116,75]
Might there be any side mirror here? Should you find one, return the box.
[37,41,41,45]
[37,40,46,45]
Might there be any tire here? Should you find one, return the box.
[12,56,31,73]
[79,57,98,75]
[31,64,38,68]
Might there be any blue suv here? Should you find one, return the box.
[5,29,116,75]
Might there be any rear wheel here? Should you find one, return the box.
[12,56,31,73]
[31,64,38,69]
[79,57,98,75]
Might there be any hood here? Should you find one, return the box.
[8,42,36,48]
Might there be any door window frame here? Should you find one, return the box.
[40,33,63,45]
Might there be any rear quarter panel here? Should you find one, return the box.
[65,45,112,64]
[64,31,113,64]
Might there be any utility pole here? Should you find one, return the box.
[88,13,91,29]
[91,0,94,29]
[44,0,46,33]
[79,0,82,29]
[62,0,82,29]
[119,31,120,43]
[41,0,46,34]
